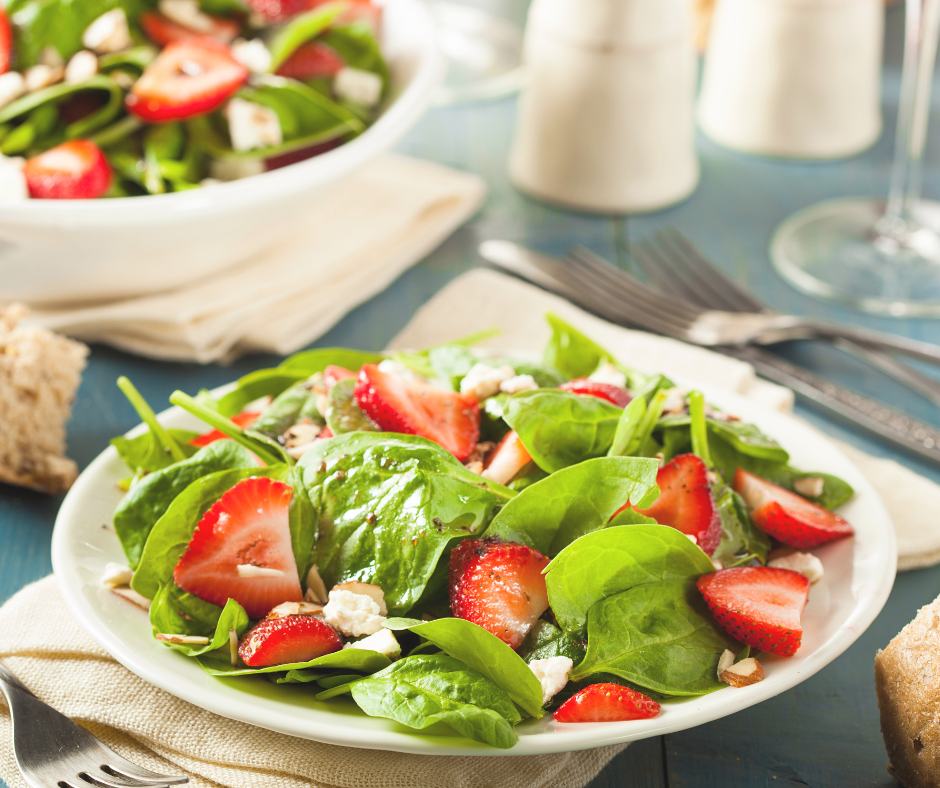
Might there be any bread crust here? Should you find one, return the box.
[875,595,940,788]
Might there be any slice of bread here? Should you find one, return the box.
[875,595,940,788]
[0,304,88,494]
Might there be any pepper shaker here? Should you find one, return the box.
[509,0,699,214]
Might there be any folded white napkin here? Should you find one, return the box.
[28,155,486,364]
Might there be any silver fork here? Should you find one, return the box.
[480,240,940,366]
[0,661,188,788]
[608,229,940,408]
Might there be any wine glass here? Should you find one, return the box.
[771,0,940,316]
[429,0,527,106]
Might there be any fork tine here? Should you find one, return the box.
[630,240,706,305]
[100,763,188,787]
[80,767,181,788]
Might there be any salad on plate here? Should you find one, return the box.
[0,0,386,199]
[102,314,856,749]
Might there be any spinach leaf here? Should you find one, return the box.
[0,75,124,139]
[268,4,345,72]
[344,654,521,749]
[427,345,477,390]
[251,378,323,440]
[198,647,391,676]
[711,484,771,568]
[321,22,389,84]
[542,312,616,380]
[496,359,566,389]
[279,347,384,374]
[659,415,789,465]
[111,428,199,480]
[384,617,544,717]
[570,578,737,696]
[114,441,259,569]
[502,390,623,473]
[299,433,512,615]
[545,525,715,636]
[607,397,647,458]
[131,465,291,600]
[151,587,249,658]
[325,378,377,434]
[197,0,246,14]
[485,457,660,556]
[116,376,189,466]
[517,621,586,665]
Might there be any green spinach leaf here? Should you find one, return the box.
[198,647,391,676]
[111,428,199,480]
[151,587,249,657]
[517,621,586,666]
[542,312,615,380]
[710,484,771,568]
[251,378,323,440]
[325,378,377,434]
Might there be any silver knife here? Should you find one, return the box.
[479,242,940,467]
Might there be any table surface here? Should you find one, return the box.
[4,5,940,786]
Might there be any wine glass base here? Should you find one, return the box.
[431,2,526,106]
[771,198,940,316]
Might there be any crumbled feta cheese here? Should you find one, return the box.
[588,362,627,388]
[768,551,824,584]
[717,648,736,679]
[343,628,401,659]
[24,64,64,92]
[232,38,272,74]
[661,387,689,414]
[332,580,388,615]
[333,66,383,108]
[793,476,825,499]
[38,46,65,68]
[100,562,133,588]
[236,564,286,578]
[499,374,538,394]
[209,157,265,181]
[305,563,328,604]
[322,589,386,637]
[159,0,216,32]
[529,656,573,706]
[460,363,515,401]
[65,51,99,84]
[225,97,282,152]
[0,72,26,110]
[0,157,28,202]
[82,9,133,55]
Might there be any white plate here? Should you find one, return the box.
[51,380,897,755]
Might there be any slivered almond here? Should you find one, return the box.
[266,601,324,619]
[305,564,328,604]
[332,581,387,615]
[100,562,133,588]
[155,633,210,645]
[229,629,238,667]
[720,657,765,687]
[717,649,736,679]
[236,564,286,578]
[111,587,151,610]
[794,476,825,498]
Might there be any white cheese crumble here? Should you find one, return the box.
[0,156,28,202]
[529,656,573,706]
[343,628,401,659]
[322,589,386,637]
[82,9,133,55]
[231,38,272,74]
[225,98,283,152]
[159,0,216,32]
[24,64,64,92]
[588,362,627,389]
[334,67,383,108]
[499,374,538,394]
[65,51,99,84]
[768,551,824,584]
[0,72,26,110]
[100,562,134,588]
[460,363,515,401]
[661,387,689,414]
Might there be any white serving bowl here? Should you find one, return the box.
[0,0,442,306]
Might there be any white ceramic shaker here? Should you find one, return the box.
[698,0,883,159]
[508,0,699,214]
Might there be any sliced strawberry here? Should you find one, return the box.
[449,536,549,648]
[481,430,531,485]
[697,566,810,656]
[323,364,355,390]
[354,364,480,462]
[238,614,342,667]
[189,411,260,447]
[126,39,248,122]
[554,684,660,723]
[245,0,309,21]
[0,7,11,75]
[264,137,343,170]
[625,454,722,555]
[559,379,632,408]
[140,10,239,46]
[24,140,111,200]
[276,41,344,80]
[318,426,334,440]
[173,476,303,619]
[248,0,380,29]
[733,468,853,549]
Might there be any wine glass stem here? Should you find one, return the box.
[881,0,940,232]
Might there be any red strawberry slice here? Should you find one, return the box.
[173,476,303,619]
[245,0,309,21]
[559,379,632,408]
[140,10,239,46]
[24,140,111,200]
[697,566,809,656]
[238,614,342,667]
[126,39,248,122]
[248,0,380,29]
[554,684,660,723]
[733,468,853,549]
[323,364,355,390]
[190,411,260,447]
[0,7,11,75]
[449,536,550,648]
[481,430,532,485]
[625,454,722,555]
[318,426,334,440]
[354,364,480,462]
[276,41,345,80]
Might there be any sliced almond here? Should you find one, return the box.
[156,633,210,645]
[305,563,328,604]
[794,476,825,498]
[100,562,133,588]
[717,648,736,679]
[236,564,285,578]
[229,629,238,667]
[266,601,324,619]
[332,581,387,616]
[720,657,765,688]
[111,586,150,610]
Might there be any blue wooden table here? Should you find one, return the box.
[3,4,940,785]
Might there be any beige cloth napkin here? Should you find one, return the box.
[28,155,486,364]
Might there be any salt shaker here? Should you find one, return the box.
[698,0,883,159]
[508,0,699,214]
